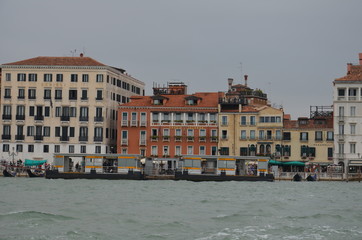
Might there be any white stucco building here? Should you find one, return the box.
[333,53,362,174]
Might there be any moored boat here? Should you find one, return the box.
[3,169,16,177]
[293,173,302,181]
[26,169,44,178]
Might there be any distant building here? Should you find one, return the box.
[117,82,221,161]
[333,53,362,173]
[0,55,145,162]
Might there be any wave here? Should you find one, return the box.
[0,210,75,222]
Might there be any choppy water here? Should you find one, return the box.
[1,179,361,240]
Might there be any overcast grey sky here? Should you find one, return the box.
[1,0,361,118]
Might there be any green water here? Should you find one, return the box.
[1,179,361,240]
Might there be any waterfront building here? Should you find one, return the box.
[0,55,145,162]
[333,53,362,173]
[282,106,334,165]
[117,82,221,161]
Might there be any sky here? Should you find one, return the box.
[1,0,362,119]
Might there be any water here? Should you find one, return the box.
[1,179,362,240]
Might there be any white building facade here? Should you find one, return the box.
[0,55,144,163]
[333,53,362,173]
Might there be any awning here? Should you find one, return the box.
[24,159,47,166]
[269,160,305,166]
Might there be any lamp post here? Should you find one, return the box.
[9,147,18,163]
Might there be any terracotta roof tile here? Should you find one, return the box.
[335,65,362,81]
[3,56,106,66]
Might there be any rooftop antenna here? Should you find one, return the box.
[70,49,77,57]
[82,47,86,56]
[240,62,243,83]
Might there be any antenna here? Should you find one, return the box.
[240,62,243,82]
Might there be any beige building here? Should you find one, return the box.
[0,55,144,162]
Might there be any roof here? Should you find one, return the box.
[284,117,333,129]
[2,56,106,67]
[335,65,362,81]
[120,92,222,109]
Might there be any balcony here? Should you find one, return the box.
[130,120,138,127]
[34,115,44,121]
[15,135,25,140]
[121,139,128,145]
[96,97,103,101]
[29,96,36,100]
[18,96,25,100]
[140,121,147,127]
[94,136,103,142]
[34,135,43,141]
[221,122,228,126]
[81,97,88,101]
[140,139,146,146]
[60,116,70,122]
[187,136,194,142]
[94,116,104,122]
[2,115,12,120]
[151,136,159,142]
[2,135,11,140]
[16,115,25,120]
[174,136,182,142]
[79,116,89,122]
[60,136,69,142]
[79,136,88,142]
[199,136,206,142]
[163,136,170,142]
[210,137,218,142]
[121,120,128,127]
[221,136,228,141]
[4,95,11,99]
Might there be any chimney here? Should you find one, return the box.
[244,75,248,87]
[80,53,84,57]
[227,78,233,91]
[359,53,362,65]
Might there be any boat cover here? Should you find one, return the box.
[24,159,47,166]
[269,160,305,166]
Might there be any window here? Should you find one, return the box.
[349,88,357,97]
[56,74,63,82]
[81,89,88,100]
[96,74,103,82]
[27,126,34,136]
[315,131,323,141]
[338,143,344,154]
[198,113,206,122]
[338,88,345,97]
[187,113,194,122]
[350,106,356,116]
[93,89,102,100]
[210,113,216,122]
[250,116,256,125]
[82,74,89,82]
[17,73,26,81]
[222,130,228,139]
[175,129,182,136]
[240,130,246,140]
[70,107,76,117]
[18,89,25,99]
[152,112,159,122]
[81,145,86,153]
[163,128,170,137]
[240,116,247,125]
[163,146,169,156]
[3,144,9,152]
[69,127,75,137]
[259,130,265,140]
[350,124,356,135]
[187,146,193,155]
[28,89,36,99]
[44,74,52,82]
[221,116,228,125]
[43,127,50,137]
[187,129,194,137]
[151,146,158,156]
[175,113,182,121]
[2,125,11,138]
[275,130,281,140]
[350,143,356,154]
[16,105,25,118]
[69,145,75,153]
[29,74,37,82]
[211,146,217,155]
[71,74,78,82]
[327,131,334,141]
[5,73,11,81]
[300,132,308,141]
[220,147,229,155]
[95,146,101,153]
[199,146,206,155]
[199,129,206,137]
[339,106,344,116]
[69,90,77,100]
[43,145,49,153]
[175,146,181,156]
[79,127,88,138]
[328,148,333,158]
[55,89,62,99]
[339,124,344,135]
[44,89,51,99]
[4,88,11,98]
[250,130,255,140]
[28,145,34,153]
[3,105,12,118]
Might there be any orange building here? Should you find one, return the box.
[117,82,222,158]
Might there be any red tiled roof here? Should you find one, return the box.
[3,56,106,66]
[284,117,333,129]
[121,92,221,109]
[335,65,362,81]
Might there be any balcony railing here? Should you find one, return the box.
[130,120,138,127]
[94,116,104,122]
[121,120,128,126]
[60,116,70,121]
[79,136,88,141]
[79,116,89,122]
[140,139,146,146]
[35,115,44,121]
[2,115,12,120]
[60,136,69,141]
[16,115,25,120]
[2,135,11,140]
[94,136,103,142]
[140,121,147,127]
[15,135,25,140]
[34,135,43,141]
[121,139,128,145]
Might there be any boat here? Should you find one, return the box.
[174,155,274,182]
[292,173,302,181]
[45,153,144,180]
[26,169,44,178]
[3,169,16,177]
[306,174,316,181]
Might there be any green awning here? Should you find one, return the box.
[24,159,47,166]
[269,160,305,166]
